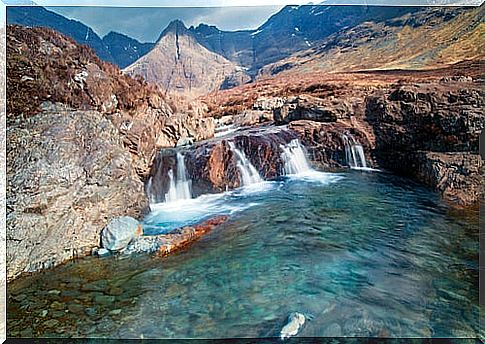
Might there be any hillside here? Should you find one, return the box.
[124,20,250,97]
[7,6,115,64]
[260,5,484,76]
[102,31,155,68]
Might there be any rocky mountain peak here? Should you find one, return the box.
[158,19,190,41]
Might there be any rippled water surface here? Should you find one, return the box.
[7,171,480,339]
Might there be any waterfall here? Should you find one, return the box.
[164,153,192,202]
[228,141,263,186]
[146,176,156,203]
[342,134,367,169]
[280,139,312,175]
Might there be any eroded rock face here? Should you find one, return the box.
[380,151,483,207]
[366,84,483,152]
[7,106,148,280]
[146,127,298,201]
[366,83,484,205]
[288,120,374,169]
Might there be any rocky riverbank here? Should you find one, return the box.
[6,26,216,281]
[203,67,483,206]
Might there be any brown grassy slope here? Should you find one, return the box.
[259,6,484,77]
[201,60,483,119]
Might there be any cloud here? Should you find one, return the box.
[47,6,283,42]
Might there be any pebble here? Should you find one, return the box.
[40,310,48,317]
[47,290,61,295]
[106,286,124,296]
[43,319,60,328]
[109,309,122,316]
[94,294,115,305]
[85,307,97,317]
[20,328,33,337]
[12,294,27,302]
[67,304,84,315]
[50,310,66,318]
[50,301,65,310]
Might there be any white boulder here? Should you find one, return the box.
[101,216,142,252]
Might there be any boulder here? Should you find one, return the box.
[101,216,142,252]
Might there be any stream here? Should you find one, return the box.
[7,169,480,339]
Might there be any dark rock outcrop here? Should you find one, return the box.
[273,95,353,124]
[6,105,148,281]
[289,120,374,169]
[366,82,484,205]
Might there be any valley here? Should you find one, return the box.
[5,3,484,340]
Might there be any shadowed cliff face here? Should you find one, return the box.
[146,127,298,201]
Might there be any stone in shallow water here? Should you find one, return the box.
[85,307,98,317]
[101,216,142,252]
[50,301,65,310]
[280,312,306,340]
[43,319,60,328]
[81,280,108,292]
[94,294,115,305]
[106,286,124,296]
[67,303,84,315]
[92,247,111,257]
[323,323,342,337]
[109,309,122,316]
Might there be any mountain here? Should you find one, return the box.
[189,5,423,74]
[6,6,115,64]
[259,5,483,76]
[102,31,155,68]
[124,20,250,97]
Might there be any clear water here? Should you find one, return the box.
[7,171,480,339]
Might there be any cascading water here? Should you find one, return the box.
[228,141,263,186]
[164,153,192,202]
[280,139,312,175]
[342,134,367,169]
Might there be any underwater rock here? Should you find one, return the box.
[92,248,111,258]
[280,312,306,340]
[124,215,229,256]
[101,216,143,252]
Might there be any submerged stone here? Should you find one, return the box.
[280,312,306,340]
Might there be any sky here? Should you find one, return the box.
[46,6,284,42]
[1,0,483,40]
